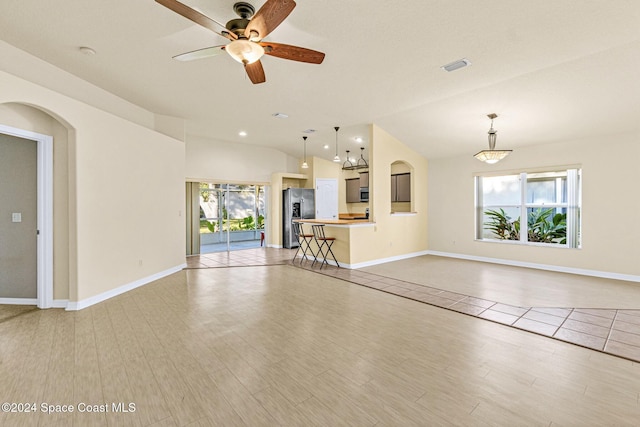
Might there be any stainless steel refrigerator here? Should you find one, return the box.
[283,188,315,248]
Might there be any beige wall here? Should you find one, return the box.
[428,131,640,277]
[186,135,297,184]
[0,70,186,304]
[352,124,428,263]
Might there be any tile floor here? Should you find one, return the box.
[188,248,640,363]
[315,266,640,362]
[186,247,293,268]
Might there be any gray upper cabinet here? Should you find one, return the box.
[346,178,360,203]
[359,171,369,188]
[391,175,397,202]
[391,173,411,202]
[396,173,411,202]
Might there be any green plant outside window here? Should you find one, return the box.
[476,169,581,248]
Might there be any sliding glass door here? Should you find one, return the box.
[198,183,265,253]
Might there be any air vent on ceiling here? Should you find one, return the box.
[441,58,471,72]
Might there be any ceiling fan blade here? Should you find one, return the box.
[245,60,266,84]
[155,0,237,40]
[261,42,325,64]
[245,0,296,41]
[173,45,226,62]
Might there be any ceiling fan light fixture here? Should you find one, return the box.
[156,0,325,84]
[226,39,265,64]
[474,113,512,164]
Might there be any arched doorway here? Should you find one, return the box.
[0,123,53,308]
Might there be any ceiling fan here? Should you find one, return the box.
[156,0,325,84]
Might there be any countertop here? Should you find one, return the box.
[296,218,373,225]
[338,213,369,220]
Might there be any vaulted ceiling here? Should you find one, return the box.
[1,0,640,162]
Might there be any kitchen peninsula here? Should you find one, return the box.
[296,218,376,268]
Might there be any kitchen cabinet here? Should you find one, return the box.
[346,178,360,203]
[391,173,411,202]
[359,171,369,188]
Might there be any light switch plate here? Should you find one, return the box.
[12,212,22,223]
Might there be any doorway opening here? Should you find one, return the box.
[198,183,266,253]
[0,124,53,308]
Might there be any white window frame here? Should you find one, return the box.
[475,168,581,248]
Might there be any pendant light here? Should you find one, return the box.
[333,126,341,162]
[301,136,309,169]
[357,147,368,167]
[474,113,512,164]
[343,150,354,169]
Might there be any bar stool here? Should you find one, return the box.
[311,224,339,269]
[292,222,315,263]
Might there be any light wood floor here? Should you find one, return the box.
[2,252,640,426]
[362,255,640,309]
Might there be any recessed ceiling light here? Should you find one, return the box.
[238,131,247,137]
[441,58,471,72]
[79,46,96,56]
[323,144,329,150]
[303,129,316,134]
[354,137,363,143]
[272,112,289,119]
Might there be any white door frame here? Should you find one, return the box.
[0,124,53,309]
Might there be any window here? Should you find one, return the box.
[475,169,581,248]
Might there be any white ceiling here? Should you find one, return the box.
[1,0,640,162]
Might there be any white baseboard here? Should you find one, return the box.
[427,250,640,283]
[51,299,68,308]
[0,298,38,305]
[340,250,430,269]
[65,263,187,311]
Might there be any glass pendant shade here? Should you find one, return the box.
[226,39,265,64]
[333,126,341,162]
[474,114,512,164]
[474,149,512,164]
[301,136,309,169]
